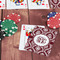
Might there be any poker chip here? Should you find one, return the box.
[3,13,21,24]
[0,20,2,24]
[47,13,60,29]
[25,26,58,56]
[1,19,18,36]
[0,20,2,28]
[0,30,6,40]
[47,12,56,19]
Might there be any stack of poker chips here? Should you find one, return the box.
[0,20,2,28]
[0,20,6,40]
[32,0,44,5]
[0,13,21,40]
[10,0,24,6]
[47,12,60,29]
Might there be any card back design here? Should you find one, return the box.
[25,26,58,56]
[50,0,60,9]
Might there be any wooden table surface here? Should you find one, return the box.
[0,9,60,60]
[0,0,60,60]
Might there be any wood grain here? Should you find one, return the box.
[0,10,2,20]
[0,10,2,60]
[1,9,32,60]
[1,9,60,60]
[1,0,60,60]
[29,9,60,60]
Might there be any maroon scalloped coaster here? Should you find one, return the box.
[50,0,60,8]
[25,26,58,56]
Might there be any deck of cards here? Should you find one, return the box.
[19,24,58,56]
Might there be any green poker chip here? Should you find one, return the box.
[1,19,18,36]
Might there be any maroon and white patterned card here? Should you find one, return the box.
[25,26,58,56]
[50,0,60,8]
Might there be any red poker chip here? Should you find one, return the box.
[47,13,60,29]
[3,17,7,20]
[3,13,21,24]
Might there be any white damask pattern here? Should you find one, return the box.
[25,26,58,56]
[50,0,60,8]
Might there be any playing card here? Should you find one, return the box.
[0,0,5,9]
[7,0,27,9]
[19,24,45,51]
[28,0,50,9]
[50,0,60,9]
[25,26,58,56]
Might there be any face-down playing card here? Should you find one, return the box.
[28,0,50,9]
[50,0,60,9]
[0,0,5,9]
[7,0,27,9]
[24,26,58,56]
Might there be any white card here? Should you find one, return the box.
[7,0,27,9]
[19,24,45,51]
[28,0,50,9]
[0,0,5,9]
